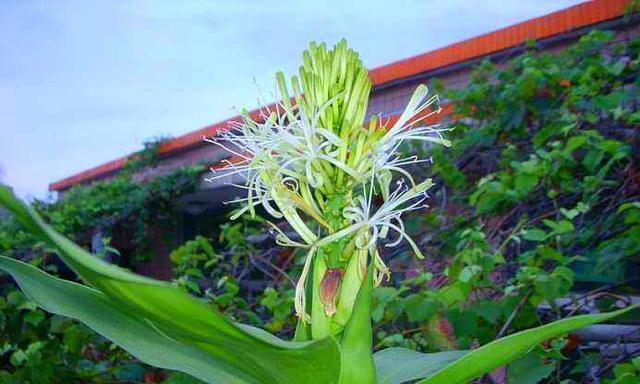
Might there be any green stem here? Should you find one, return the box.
[311,256,331,339]
[332,248,366,333]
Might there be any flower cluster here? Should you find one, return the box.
[206,40,450,327]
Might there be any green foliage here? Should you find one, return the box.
[372,29,640,378]
[0,150,636,384]
[171,235,222,294]
[416,308,633,383]
[170,216,298,333]
[603,357,640,384]
[507,353,555,384]
[2,167,635,383]
[0,140,208,383]
[0,213,153,383]
[0,186,344,384]
[42,164,204,263]
[0,275,152,383]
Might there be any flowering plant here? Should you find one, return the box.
[0,40,633,384]
[208,40,450,337]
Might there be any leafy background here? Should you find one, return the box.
[1,29,639,383]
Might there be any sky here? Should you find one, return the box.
[0,0,584,200]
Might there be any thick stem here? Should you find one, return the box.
[339,262,376,384]
[310,246,370,339]
[333,248,367,332]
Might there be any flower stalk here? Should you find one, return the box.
[208,39,451,339]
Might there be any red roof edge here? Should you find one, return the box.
[49,0,631,192]
[368,0,630,85]
[49,106,270,191]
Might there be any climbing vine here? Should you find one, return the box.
[39,138,206,263]
[367,29,640,380]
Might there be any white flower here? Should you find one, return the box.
[313,177,434,284]
[204,41,451,322]
[369,85,452,187]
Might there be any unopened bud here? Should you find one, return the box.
[319,268,344,316]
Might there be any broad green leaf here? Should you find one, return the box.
[374,348,467,384]
[565,135,587,153]
[0,256,244,384]
[543,219,575,235]
[594,91,625,111]
[507,352,555,384]
[403,296,438,323]
[522,228,547,242]
[418,306,635,383]
[0,185,342,384]
[340,264,376,383]
[514,174,538,195]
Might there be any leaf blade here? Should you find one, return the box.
[0,256,248,384]
[418,306,636,383]
[374,348,468,384]
[0,185,342,384]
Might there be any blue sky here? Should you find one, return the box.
[0,0,582,199]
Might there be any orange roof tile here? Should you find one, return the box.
[368,0,629,85]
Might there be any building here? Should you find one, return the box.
[48,0,640,278]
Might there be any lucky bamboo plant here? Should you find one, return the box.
[0,40,633,384]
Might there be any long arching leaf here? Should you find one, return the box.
[418,306,635,384]
[0,256,246,384]
[0,185,341,384]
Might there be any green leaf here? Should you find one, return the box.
[10,349,26,367]
[458,265,481,283]
[507,352,554,384]
[514,174,538,195]
[374,348,467,384]
[607,60,626,76]
[560,208,579,220]
[0,185,341,384]
[0,256,241,382]
[417,306,635,383]
[565,135,587,153]
[543,219,575,235]
[522,229,547,242]
[594,91,624,111]
[403,296,438,323]
[23,310,45,326]
[311,255,331,339]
